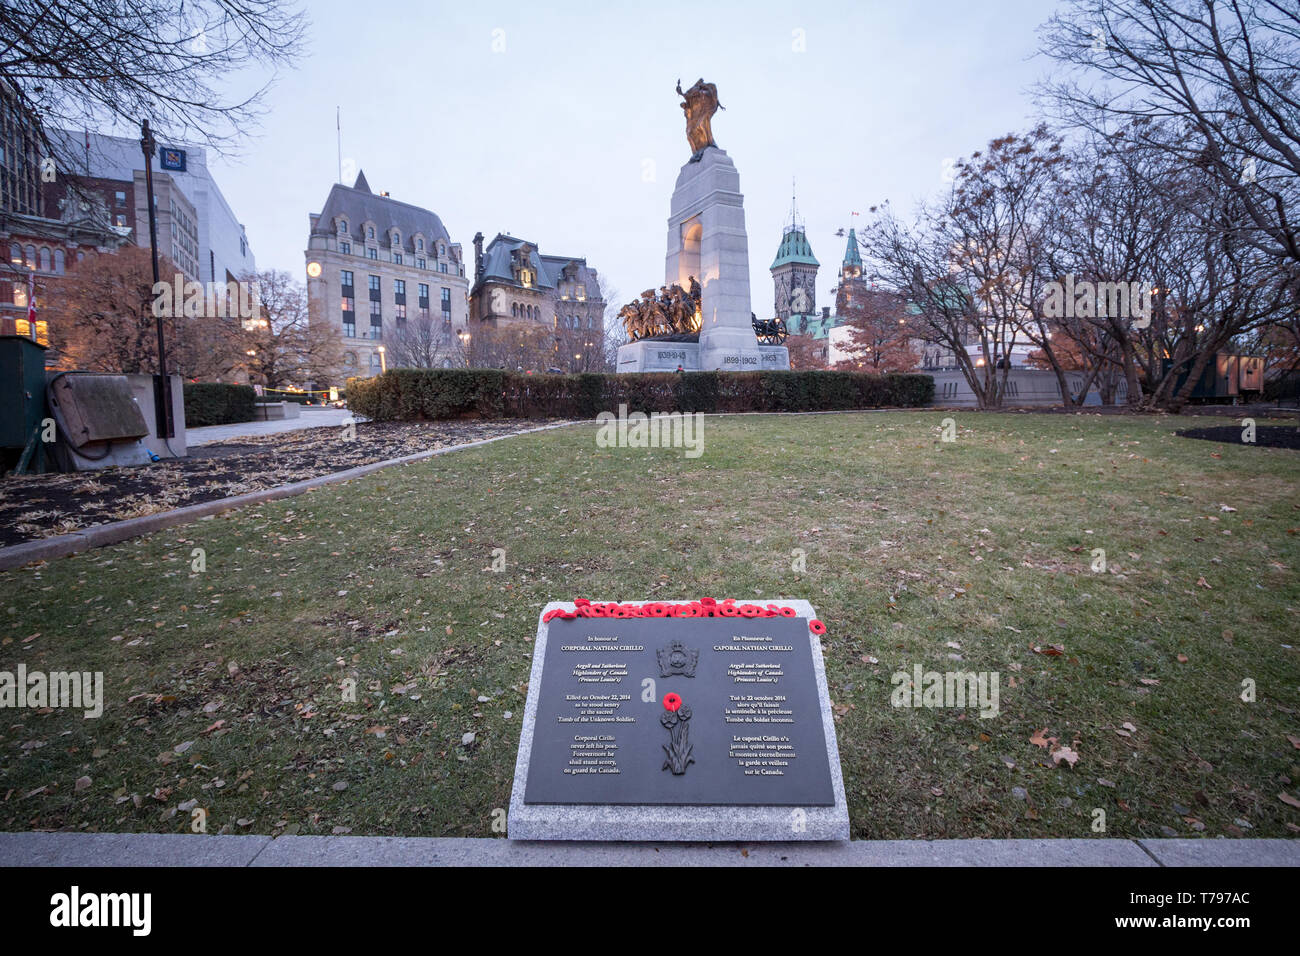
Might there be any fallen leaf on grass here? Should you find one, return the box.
[1050,745,1079,768]
[1280,793,1300,810]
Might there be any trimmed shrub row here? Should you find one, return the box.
[346,369,934,421]
[183,382,257,426]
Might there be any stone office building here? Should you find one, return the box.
[305,171,470,378]
[468,232,605,370]
[46,129,255,287]
[0,82,128,342]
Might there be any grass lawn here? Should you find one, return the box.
[1,410,1297,840]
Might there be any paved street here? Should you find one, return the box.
[186,406,359,446]
[1,832,1295,867]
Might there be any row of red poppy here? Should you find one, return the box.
[543,598,826,635]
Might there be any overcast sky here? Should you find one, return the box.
[198,0,1061,315]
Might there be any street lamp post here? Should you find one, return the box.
[377,345,386,373]
[140,119,173,440]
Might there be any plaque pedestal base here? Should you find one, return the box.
[508,599,850,842]
[616,339,789,373]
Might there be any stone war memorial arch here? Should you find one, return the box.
[617,78,790,374]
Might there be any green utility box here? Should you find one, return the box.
[0,334,50,472]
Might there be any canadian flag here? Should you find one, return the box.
[26,270,36,340]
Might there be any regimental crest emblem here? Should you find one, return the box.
[656,639,699,678]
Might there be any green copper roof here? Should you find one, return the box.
[787,312,848,339]
[843,228,862,267]
[771,226,819,270]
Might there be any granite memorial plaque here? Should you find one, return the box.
[509,599,849,841]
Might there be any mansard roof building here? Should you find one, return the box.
[305,170,470,379]
[468,231,606,371]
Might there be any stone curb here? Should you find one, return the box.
[0,832,1295,867]
[0,422,578,573]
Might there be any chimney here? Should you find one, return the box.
[473,232,484,285]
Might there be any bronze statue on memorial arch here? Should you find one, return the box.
[677,78,723,160]
[619,280,702,342]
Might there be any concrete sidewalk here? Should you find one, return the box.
[1,832,1295,866]
[186,407,357,446]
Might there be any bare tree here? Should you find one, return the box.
[237,270,342,388]
[1039,0,1300,270]
[862,128,1067,408]
[385,315,466,370]
[48,245,242,378]
[468,324,555,371]
[0,0,307,172]
[829,288,920,372]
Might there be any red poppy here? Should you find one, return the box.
[808,618,826,635]
[663,693,682,712]
[779,607,797,618]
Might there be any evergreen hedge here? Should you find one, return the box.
[183,383,257,426]
[346,369,934,421]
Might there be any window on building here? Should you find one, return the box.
[38,247,50,271]
[392,231,400,245]
[393,253,402,265]
[9,243,20,264]
[440,288,451,313]
[367,227,374,239]
[439,262,448,273]
[114,190,126,205]
[341,270,354,288]
[394,279,405,297]
[344,352,356,367]
[339,219,348,233]
[370,352,382,370]
[340,241,351,255]
[53,249,64,274]
[343,317,356,337]
[341,294,355,313]
[417,239,424,251]
[367,247,378,260]
[368,274,380,296]
[417,257,426,270]
[395,303,406,321]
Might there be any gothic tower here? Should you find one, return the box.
[770,190,819,326]
[834,227,868,315]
